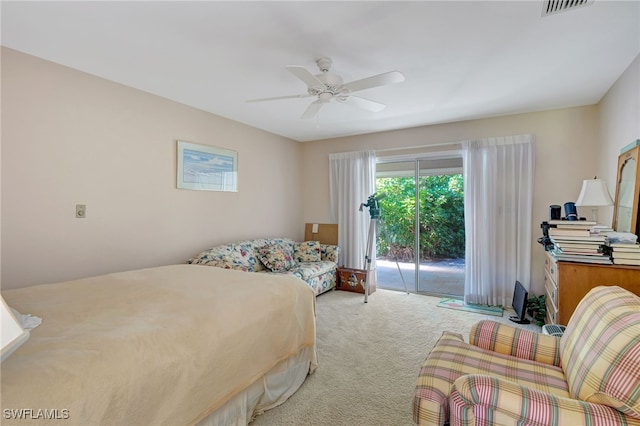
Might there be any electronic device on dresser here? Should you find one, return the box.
[509,280,530,324]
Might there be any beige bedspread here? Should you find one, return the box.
[1,265,317,425]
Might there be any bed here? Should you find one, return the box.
[0,264,317,425]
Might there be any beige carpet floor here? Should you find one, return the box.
[252,289,541,426]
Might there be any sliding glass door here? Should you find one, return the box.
[416,159,465,296]
[375,161,417,293]
[376,156,465,297]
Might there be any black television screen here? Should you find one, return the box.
[510,280,530,324]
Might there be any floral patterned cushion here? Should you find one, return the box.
[212,255,252,272]
[293,241,321,262]
[187,243,258,272]
[289,261,337,280]
[320,244,340,262]
[187,246,230,266]
[231,243,259,271]
[257,244,297,273]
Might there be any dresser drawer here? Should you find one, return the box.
[544,252,558,284]
[545,310,557,326]
[545,281,558,324]
[544,270,558,306]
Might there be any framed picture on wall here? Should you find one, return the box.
[177,140,238,192]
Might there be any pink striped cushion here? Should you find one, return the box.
[413,331,569,425]
[470,320,562,367]
[561,286,640,419]
[450,375,634,426]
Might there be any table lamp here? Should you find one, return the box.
[1,295,29,362]
[575,177,613,223]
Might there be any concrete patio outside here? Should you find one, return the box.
[375,258,465,297]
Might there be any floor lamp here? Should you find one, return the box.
[575,177,613,223]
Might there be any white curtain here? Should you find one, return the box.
[329,151,376,269]
[462,135,535,307]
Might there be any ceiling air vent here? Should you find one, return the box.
[542,0,594,17]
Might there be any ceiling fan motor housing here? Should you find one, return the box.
[310,72,343,94]
[306,57,345,96]
[316,57,333,72]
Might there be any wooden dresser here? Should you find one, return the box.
[544,251,640,325]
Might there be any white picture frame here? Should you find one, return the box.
[177,141,238,192]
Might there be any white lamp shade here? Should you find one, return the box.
[575,178,614,207]
[1,295,29,362]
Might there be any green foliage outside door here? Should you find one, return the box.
[376,174,465,262]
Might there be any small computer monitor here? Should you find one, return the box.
[509,280,530,324]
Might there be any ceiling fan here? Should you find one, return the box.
[247,57,405,119]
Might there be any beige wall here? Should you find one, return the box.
[1,48,303,289]
[597,54,640,227]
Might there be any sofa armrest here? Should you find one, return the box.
[450,375,639,426]
[469,320,561,367]
[320,244,340,263]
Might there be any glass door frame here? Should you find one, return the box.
[376,150,463,294]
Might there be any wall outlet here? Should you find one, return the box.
[76,204,86,218]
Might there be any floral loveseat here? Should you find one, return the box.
[187,238,340,295]
[413,285,640,425]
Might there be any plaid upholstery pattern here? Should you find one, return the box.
[561,286,640,419]
[450,375,640,426]
[413,286,640,425]
[413,331,569,425]
[470,320,562,367]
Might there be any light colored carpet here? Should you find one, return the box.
[252,289,540,426]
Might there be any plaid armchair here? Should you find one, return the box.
[413,286,640,425]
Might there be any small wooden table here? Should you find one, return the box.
[335,267,376,295]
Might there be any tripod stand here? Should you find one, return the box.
[362,201,409,303]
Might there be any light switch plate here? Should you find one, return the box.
[76,204,86,218]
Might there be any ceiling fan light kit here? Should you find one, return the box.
[247,57,405,119]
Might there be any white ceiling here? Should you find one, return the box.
[2,1,639,142]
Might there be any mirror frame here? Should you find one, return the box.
[612,145,640,235]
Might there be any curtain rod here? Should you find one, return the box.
[374,133,534,154]
[374,140,463,154]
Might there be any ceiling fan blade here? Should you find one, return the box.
[286,65,325,88]
[300,101,324,119]
[343,71,405,93]
[246,94,311,103]
[345,96,386,112]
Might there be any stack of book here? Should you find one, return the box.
[609,243,640,266]
[548,220,612,264]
